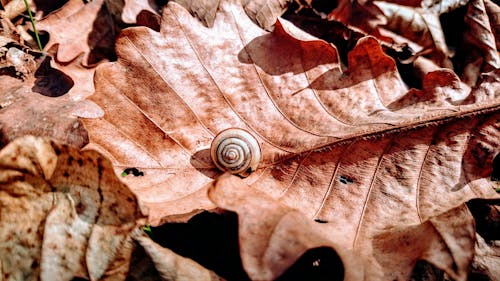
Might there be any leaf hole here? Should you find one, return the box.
[121,167,144,177]
[314,218,328,224]
[339,175,354,184]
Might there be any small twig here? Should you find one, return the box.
[22,0,42,51]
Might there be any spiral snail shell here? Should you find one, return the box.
[210,128,261,177]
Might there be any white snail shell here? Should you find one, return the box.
[210,128,261,177]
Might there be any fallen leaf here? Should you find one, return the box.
[470,234,500,280]
[373,1,455,68]
[208,173,362,280]
[36,0,116,66]
[0,39,93,148]
[0,35,38,79]
[461,0,500,85]
[79,0,500,279]
[241,0,292,30]
[174,0,292,30]
[83,0,499,223]
[484,0,500,51]
[122,0,160,24]
[0,136,144,280]
[131,229,225,281]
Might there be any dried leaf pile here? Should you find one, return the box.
[0,0,499,280]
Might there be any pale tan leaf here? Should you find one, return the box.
[132,230,225,281]
[471,234,500,280]
[0,136,144,280]
[1,0,31,20]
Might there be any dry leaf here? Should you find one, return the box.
[36,0,116,66]
[82,0,499,224]
[78,0,500,278]
[131,229,224,281]
[0,136,144,280]
[461,0,500,85]
[208,174,362,281]
[0,38,94,148]
[122,0,160,24]
[470,234,500,280]
[241,0,292,30]
[174,0,292,30]
[373,1,454,68]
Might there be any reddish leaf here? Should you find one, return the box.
[76,0,500,279]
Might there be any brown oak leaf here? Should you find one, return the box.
[129,229,225,281]
[174,0,292,30]
[122,0,160,24]
[80,0,499,279]
[0,38,98,148]
[36,0,116,66]
[0,136,144,280]
[461,0,500,85]
[208,173,362,280]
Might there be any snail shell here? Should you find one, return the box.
[210,128,261,177]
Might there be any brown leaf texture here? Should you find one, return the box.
[83,0,499,223]
[36,0,116,66]
[174,0,292,30]
[208,174,363,280]
[372,1,454,68]
[462,0,500,85]
[79,0,500,279]
[0,37,104,148]
[122,0,160,24]
[0,136,144,280]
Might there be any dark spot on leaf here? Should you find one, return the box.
[314,219,328,224]
[339,175,354,184]
[63,171,69,177]
[67,156,74,166]
[31,260,38,269]
[77,158,83,166]
[122,167,144,177]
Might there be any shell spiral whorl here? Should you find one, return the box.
[210,128,261,177]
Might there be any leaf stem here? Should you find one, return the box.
[22,0,43,51]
